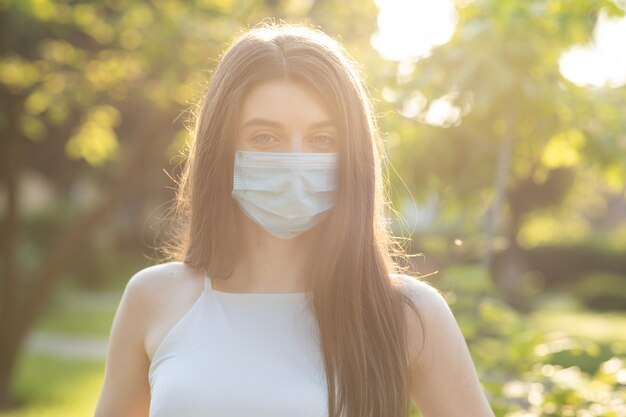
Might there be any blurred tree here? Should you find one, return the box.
[376,0,626,310]
[0,0,379,409]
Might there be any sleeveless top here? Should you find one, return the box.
[148,275,329,417]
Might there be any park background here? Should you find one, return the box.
[1,0,626,415]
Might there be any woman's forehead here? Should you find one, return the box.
[238,80,335,128]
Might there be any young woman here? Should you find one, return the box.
[95,22,495,417]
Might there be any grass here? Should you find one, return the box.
[529,309,626,344]
[0,353,104,417]
[527,295,626,374]
[34,287,121,338]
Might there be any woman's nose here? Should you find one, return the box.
[288,137,303,152]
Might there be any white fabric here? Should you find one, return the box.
[148,275,328,417]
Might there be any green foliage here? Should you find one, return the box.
[435,264,626,416]
[1,0,381,170]
[499,360,626,416]
[378,0,626,231]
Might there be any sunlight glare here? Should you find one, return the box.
[421,94,462,127]
[371,0,458,62]
[559,8,626,88]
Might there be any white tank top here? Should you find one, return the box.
[148,275,329,417]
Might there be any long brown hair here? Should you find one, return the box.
[165,21,424,417]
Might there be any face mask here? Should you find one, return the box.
[232,150,339,239]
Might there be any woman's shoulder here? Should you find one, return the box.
[393,273,495,415]
[121,261,205,330]
[126,261,203,297]
[390,273,454,326]
[390,273,468,372]
[122,261,206,360]
[389,273,447,308]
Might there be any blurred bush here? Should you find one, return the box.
[565,272,626,311]
[433,264,626,416]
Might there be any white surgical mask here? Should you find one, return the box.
[232,150,339,239]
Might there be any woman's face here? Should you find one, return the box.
[235,80,339,153]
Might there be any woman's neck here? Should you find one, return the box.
[213,213,315,293]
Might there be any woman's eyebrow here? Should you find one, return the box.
[309,119,336,129]
[242,118,281,128]
[241,118,336,129]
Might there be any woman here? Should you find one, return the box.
[95,22,495,417]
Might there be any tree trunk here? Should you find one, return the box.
[497,227,529,312]
[482,113,514,272]
[0,86,23,410]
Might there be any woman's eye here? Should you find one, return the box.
[251,133,276,146]
[311,135,335,146]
